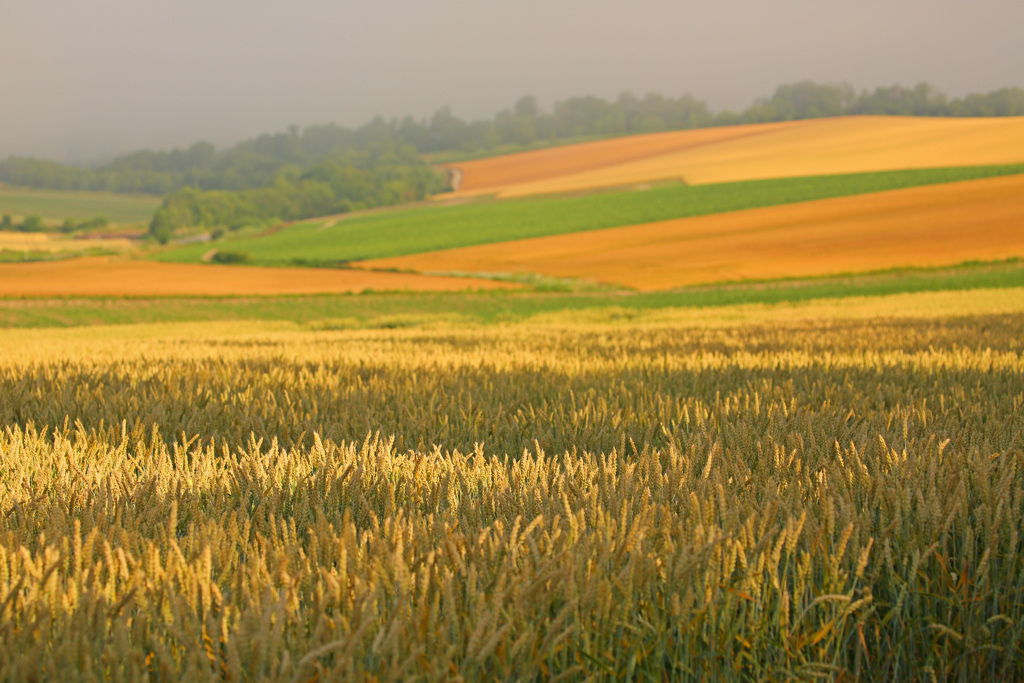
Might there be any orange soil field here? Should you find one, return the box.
[363,174,1024,291]
[0,258,513,297]
[445,116,1024,199]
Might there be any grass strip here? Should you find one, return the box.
[0,185,160,225]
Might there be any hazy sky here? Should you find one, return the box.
[3,0,1023,163]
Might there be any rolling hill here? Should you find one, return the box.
[360,174,1024,290]
[446,115,1024,198]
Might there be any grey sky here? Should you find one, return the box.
[3,0,1023,163]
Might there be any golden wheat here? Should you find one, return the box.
[0,299,1022,680]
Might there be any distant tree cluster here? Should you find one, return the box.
[148,142,444,242]
[0,214,45,232]
[64,215,109,233]
[735,82,1024,123]
[0,213,109,233]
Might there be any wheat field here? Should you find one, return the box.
[1,289,1022,681]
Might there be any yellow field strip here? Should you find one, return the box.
[445,121,805,195]
[0,257,515,297]
[445,116,1024,199]
[0,232,136,252]
[2,287,1022,363]
[362,174,1024,291]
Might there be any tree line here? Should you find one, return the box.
[1,213,109,233]
[0,81,1021,240]
[4,81,1022,198]
[147,142,444,242]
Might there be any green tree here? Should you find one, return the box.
[151,223,172,245]
[20,215,44,232]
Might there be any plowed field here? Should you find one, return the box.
[0,257,513,297]
[446,116,1024,198]
[363,174,1024,290]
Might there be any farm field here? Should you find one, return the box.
[155,164,1024,266]
[0,231,136,259]
[447,120,807,193]
[2,259,1023,328]
[0,257,514,297]
[0,183,161,226]
[362,174,1024,290]
[1,286,1022,680]
[4,110,1024,682]
[448,115,1024,198]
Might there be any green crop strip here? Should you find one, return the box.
[0,185,160,225]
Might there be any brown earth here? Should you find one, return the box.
[361,174,1024,291]
[0,257,515,297]
[444,116,1024,199]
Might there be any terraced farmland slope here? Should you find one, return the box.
[2,261,1023,328]
[0,257,513,297]
[446,116,1024,198]
[157,165,1024,266]
[362,174,1024,290]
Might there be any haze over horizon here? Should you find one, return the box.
[3,0,1023,165]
